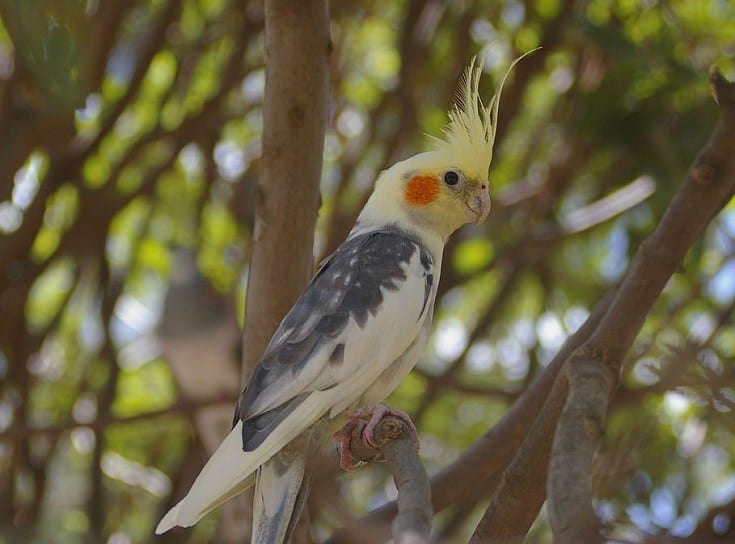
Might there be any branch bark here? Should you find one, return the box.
[346,416,432,544]
[240,0,329,374]
[546,67,735,543]
[466,292,615,544]
[237,0,330,541]
[546,357,613,544]
[465,67,735,544]
[328,289,615,544]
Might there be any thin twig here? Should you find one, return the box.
[0,394,239,441]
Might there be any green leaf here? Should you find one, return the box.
[453,237,495,276]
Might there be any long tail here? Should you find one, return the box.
[156,392,333,534]
[155,420,258,534]
[252,440,310,544]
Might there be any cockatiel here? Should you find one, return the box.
[156,56,509,542]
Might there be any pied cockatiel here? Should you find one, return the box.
[156,57,508,542]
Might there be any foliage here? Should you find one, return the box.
[0,1,733,543]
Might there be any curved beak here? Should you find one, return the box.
[465,184,491,225]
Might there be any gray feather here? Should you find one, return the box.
[235,228,434,451]
[252,440,310,544]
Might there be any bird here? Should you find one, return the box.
[156,55,513,543]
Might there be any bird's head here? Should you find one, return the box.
[357,56,517,243]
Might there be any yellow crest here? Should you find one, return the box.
[430,51,537,181]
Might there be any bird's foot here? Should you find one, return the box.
[349,404,419,450]
[335,404,419,470]
[334,419,367,471]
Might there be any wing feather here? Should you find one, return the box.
[235,229,434,444]
[156,228,437,533]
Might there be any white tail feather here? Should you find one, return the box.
[155,501,182,534]
[155,391,334,533]
[252,447,308,544]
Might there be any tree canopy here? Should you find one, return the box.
[0,1,734,543]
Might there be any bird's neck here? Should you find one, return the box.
[350,210,445,269]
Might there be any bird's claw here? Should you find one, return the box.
[334,420,370,471]
[335,404,419,470]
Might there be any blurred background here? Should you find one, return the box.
[0,0,734,543]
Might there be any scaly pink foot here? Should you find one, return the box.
[334,420,365,471]
[335,404,420,470]
[354,404,419,450]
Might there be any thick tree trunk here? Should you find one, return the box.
[234,0,330,542]
[240,0,330,374]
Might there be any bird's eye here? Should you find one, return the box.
[443,171,459,186]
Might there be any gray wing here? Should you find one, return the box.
[234,228,434,451]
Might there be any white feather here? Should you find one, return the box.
[156,251,436,534]
[154,52,527,539]
[156,392,332,532]
[252,449,307,544]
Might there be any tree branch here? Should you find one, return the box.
[329,289,615,544]
[547,357,613,544]
[72,0,181,161]
[240,0,329,373]
[0,394,240,442]
[237,1,329,541]
[547,67,735,543]
[346,416,432,544]
[466,293,615,544]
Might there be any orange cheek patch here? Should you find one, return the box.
[405,175,440,206]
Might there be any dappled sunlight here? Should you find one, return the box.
[0,0,734,542]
